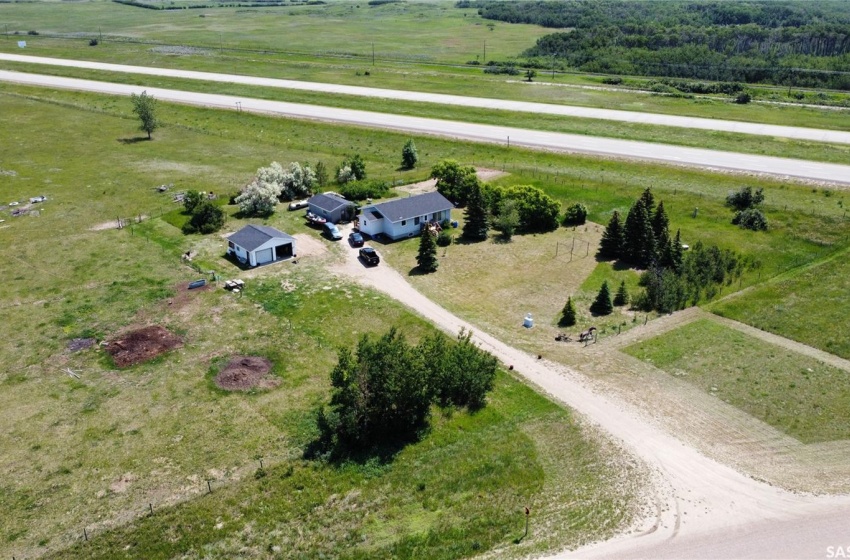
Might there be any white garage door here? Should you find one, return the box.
[255,248,273,264]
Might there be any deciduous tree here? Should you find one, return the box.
[130,90,159,139]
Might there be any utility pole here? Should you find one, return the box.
[372,42,375,66]
[483,40,486,64]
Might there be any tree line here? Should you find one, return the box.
[460,0,850,89]
[595,188,753,313]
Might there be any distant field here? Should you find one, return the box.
[710,248,850,361]
[0,0,546,63]
[624,318,850,444]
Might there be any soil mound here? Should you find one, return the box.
[106,325,183,367]
[214,356,276,391]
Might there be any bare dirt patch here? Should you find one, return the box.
[395,168,507,196]
[90,215,148,231]
[105,325,183,368]
[167,280,212,310]
[214,356,278,391]
[67,337,96,352]
[292,233,328,258]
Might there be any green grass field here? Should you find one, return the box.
[624,319,850,444]
[0,84,643,558]
[710,248,850,361]
[2,70,850,556]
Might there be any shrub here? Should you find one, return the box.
[735,92,753,104]
[732,208,768,231]
[337,179,390,201]
[436,230,453,247]
[726,186,764,211]
[562,203,588,226]
[182,201,225,234]
[89,38,99,46]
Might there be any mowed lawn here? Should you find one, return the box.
[0,85,639,558]
[624,319,850,444]
[710,248,850,361]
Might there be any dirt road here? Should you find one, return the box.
[331,232,850,559]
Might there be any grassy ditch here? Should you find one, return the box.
[624,318,850,444]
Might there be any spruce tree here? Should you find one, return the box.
[638,187,656,222]
[559,296,577,327]
[401,139,418,170]
[669,229,684,274]
[623,199,657,267]
[652,201,670,242]
[462,182,489,241]
[590,281,614,315]
[613,280,629,306]
[416,230,439,273]
[598,211,625,260]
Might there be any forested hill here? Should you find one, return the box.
[458,1,850,89]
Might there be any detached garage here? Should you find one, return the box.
[227,225,296,267]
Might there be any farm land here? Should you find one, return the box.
[2,1,850,558]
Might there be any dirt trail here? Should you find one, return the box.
[331,227,850,559]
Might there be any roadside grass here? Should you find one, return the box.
[5,20,850,134]
[623,318,850,444]
[0,80,639,558]
[4,56,850,165]
[709,247,850,361]
[45,373,640,560]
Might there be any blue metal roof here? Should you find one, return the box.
[366,191,453,223]
[227,224,294,252]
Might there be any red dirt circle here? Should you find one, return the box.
[214,356,278,391]
[105,325,183,368]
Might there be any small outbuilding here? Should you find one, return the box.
[358,191,454,241]
[306,192,354,224]
[226,224,296,267]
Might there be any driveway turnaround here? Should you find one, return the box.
[3,53,850,145]
[332,231,850,560]
[3,70,850,186]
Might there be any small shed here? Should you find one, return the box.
[358,191,454,241]
[307,192,354,224]
[226,224,295,267]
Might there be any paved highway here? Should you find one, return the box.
[2,69,850,186]
[3,53,850,145]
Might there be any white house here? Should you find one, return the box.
[226,224,295,267]
[358,191,454,241]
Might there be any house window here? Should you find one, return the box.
[414,217,420,226]
[228,241,235,249]
[402,220,407,226]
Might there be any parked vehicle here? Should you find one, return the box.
[359,247,380,266]
[305,211,327,226]
[348,232,364,247]
[323,222,342,240]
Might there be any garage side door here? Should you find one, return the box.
[255,248,273,264]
